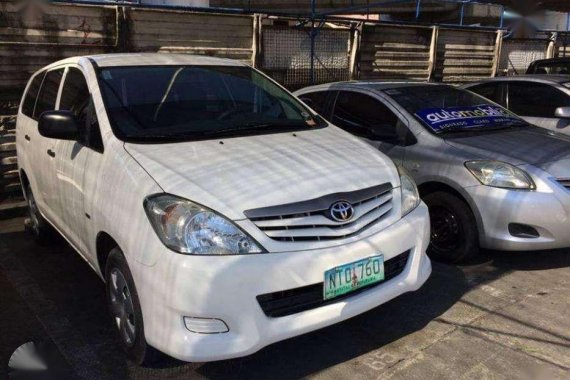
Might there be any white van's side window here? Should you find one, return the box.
[59,68,103,152]
[21,72,45,118]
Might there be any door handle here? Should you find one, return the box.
[24,134,30,141]
[47,149,55,158]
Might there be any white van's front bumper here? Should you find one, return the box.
[134,203,431,362]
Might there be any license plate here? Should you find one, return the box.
[323,255,384,300]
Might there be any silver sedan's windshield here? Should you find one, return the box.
[384,85,527,134]
[98,65,324,142]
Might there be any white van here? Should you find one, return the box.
[16,54,431,364]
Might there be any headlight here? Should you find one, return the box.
[465,161,535,190]
[144,194,264,255]
[398,167,421,216]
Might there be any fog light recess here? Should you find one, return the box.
[184,317,229,334]
[508,223,540,239]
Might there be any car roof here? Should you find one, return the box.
[463,74,570,87]
[295,80,446,94]
[42,53,247,70]
[530,57,570,65]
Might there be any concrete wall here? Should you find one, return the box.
[434,28,501,83]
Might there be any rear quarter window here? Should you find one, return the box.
[21,72,45,118]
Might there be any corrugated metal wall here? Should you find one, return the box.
[359,24,434,81]
[434,28,498,83]
[126,8,255,64]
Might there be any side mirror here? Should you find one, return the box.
[38,111,79,140]
[554,106,570,119]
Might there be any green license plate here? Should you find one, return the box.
[324,255,384,300]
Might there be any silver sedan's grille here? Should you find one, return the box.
[245,183,394,242]
[558,179,570,190]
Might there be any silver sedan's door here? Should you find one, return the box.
[329,90,413,166]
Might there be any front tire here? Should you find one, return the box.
[423,191,479,263]
[105,248,160,365]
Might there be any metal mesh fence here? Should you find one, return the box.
[261,26,351,90]
[499,39,548,75]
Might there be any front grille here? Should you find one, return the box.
[257,251,410,318]
[558,179,570,190]
[245,183,393,242]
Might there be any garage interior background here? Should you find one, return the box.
[1,0,570,202]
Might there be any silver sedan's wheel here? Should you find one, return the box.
[109,268,137,347]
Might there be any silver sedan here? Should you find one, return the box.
[295,82,570,262]
[463,75,570,136]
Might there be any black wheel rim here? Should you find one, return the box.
[430,205,463,253]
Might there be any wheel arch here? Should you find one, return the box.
[417,180,485,239]
[19,169,30,200]
[96,231,120,279]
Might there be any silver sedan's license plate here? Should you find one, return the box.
[324,255,384,300]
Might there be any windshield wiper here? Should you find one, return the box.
[125,122,312,142]
[203,122,297,136]
[124,124,280,141]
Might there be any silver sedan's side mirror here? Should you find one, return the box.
[554,106,570,119]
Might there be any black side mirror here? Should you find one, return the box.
[38,111,79,141]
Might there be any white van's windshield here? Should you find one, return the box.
[97,65,325,142]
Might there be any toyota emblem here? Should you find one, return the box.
[329,201,355,222]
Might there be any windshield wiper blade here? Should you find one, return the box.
[203,122,290,136]
[127,123,306,141]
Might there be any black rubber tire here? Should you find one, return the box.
[25,184,58,246]
[423,191,479,263]
[105,247,161,366]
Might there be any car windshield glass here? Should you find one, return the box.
[97,65,324,142]
[384,85,527,134]
[533,62,570,74]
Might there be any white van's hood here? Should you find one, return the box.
[125,127,399,220]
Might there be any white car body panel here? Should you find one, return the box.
[16,54,431,362]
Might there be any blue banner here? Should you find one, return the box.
[415,104,524,133]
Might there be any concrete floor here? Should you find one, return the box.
[0,216,568,380]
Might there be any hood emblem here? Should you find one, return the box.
[329,201,355,222]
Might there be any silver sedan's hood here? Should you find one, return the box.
[444,127,570,177]
[125,126,399,220]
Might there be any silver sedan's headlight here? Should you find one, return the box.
[465,161,535,190]
[144,194,264,255]
[398,167,421,217]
